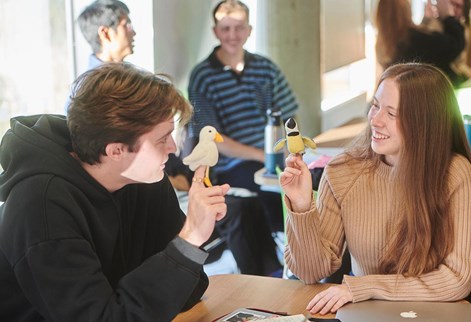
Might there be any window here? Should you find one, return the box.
[0,0,70,136]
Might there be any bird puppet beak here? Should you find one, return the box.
[215,132,224,143]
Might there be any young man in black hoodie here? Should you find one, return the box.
[0,62,230,322]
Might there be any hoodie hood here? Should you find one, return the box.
[0,114,108,202]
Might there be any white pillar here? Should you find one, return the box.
[256,0,322,137]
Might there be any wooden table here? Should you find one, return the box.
[173,274,336,321]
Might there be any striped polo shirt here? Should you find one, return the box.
[188,46,298,174]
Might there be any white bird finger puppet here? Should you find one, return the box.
[182,125,224,187]
[273,118,317,155]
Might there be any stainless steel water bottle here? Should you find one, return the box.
[264,109,284,175]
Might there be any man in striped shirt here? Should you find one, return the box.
[187,0,298,234]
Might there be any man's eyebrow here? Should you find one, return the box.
[156,129,174,140]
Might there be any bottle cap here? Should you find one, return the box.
[266,109,282,125]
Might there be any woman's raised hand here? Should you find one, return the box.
[279,154,313,213]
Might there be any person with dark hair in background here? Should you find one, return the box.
[78,0,136,68]
[375,0,467,87]
[0,62,230,321]
[421,0,471,84]
[64,0,136,114]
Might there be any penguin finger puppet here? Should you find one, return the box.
[273,118,317,155]
[182,125,223,187]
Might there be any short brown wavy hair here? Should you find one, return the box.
[67,62,192,165]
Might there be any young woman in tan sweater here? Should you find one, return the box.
[280,63,471,315]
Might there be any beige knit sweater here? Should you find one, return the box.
[284,153,471,302]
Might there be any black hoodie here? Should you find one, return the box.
[0,115,208,322]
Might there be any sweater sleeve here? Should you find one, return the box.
[344,159,471,303]
[284,178,347,284]
[285,155,471,303]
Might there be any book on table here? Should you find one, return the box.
[214,308,308,322]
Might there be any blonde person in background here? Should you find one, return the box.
[186,0,298,237]
[280,63,471,315]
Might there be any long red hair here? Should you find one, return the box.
[347,63,471,276]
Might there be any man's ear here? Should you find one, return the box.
[97,25,111,42]
[105,143,127,161]
[212,26,219,39]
